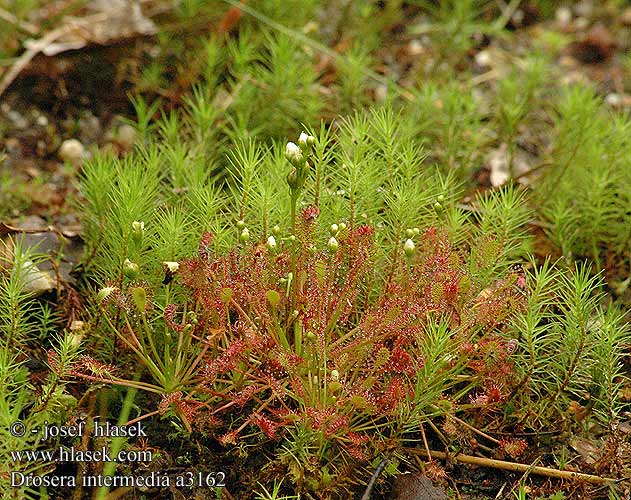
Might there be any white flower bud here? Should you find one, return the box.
[163,261,179,273]
[329,223,339,236]
[286,141,300,156]
[298,132,315,151]
[267,235,277,249]
[239,227,250,242]
[404,238,416,258]
[285,142,304,165]
[327,236,339,252]
[330,369,339,381]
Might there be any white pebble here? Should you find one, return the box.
[58,139,85,166]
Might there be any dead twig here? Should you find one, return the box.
[450,414,501,445]
[360,458,389,500]
[406,448,615,485]
[0,221,68,238]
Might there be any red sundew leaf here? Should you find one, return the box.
[306,407,336,430]
[233,385,257,407]
[158,391,184,415]
[301,205,320,222]
[164,303,185,332]
[347,446,369,460]
[47,350,62,374]
[78,355,117,379]
[177,399,202,423]
[324,415,349,437]
[254,414,278,439]
[379,377,410,413]
[387,348,415,375]
[500,438,528,459]
[218,430,239,446]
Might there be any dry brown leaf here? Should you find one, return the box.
[0,0,156,96]
[28,0,157,56]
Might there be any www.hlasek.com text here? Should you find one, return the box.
[11,446,152,463]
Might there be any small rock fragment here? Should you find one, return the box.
[7,110,29,130]
[78,113,102,144]
[574,0,593,18]
[20,260,56,295]
[488,144,510,187]
[556,7,572,27]
[117,124,137,152]
[58,139,86,166]
[606,93,622,108]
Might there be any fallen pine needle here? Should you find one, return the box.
[406,448,614,485]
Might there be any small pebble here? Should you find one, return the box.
[8,110,28,130]
[575,0,593,18]
[58,139,85,166]
[606,93,622,107]
[117,124,137,152]
[475,50,492,68]
[408,40,424,56]
[374,85,388,102]
[556,7,572,27]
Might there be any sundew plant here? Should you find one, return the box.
[76,114,630,497]
[5,1,631,499]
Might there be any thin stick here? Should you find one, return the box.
[419,423,432,460]
[406,449,614,485]
[360,458,388,500]
[124,409,161,427]
[494,0,522,30]
[513,160,553,181]
[450,414,500,445]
